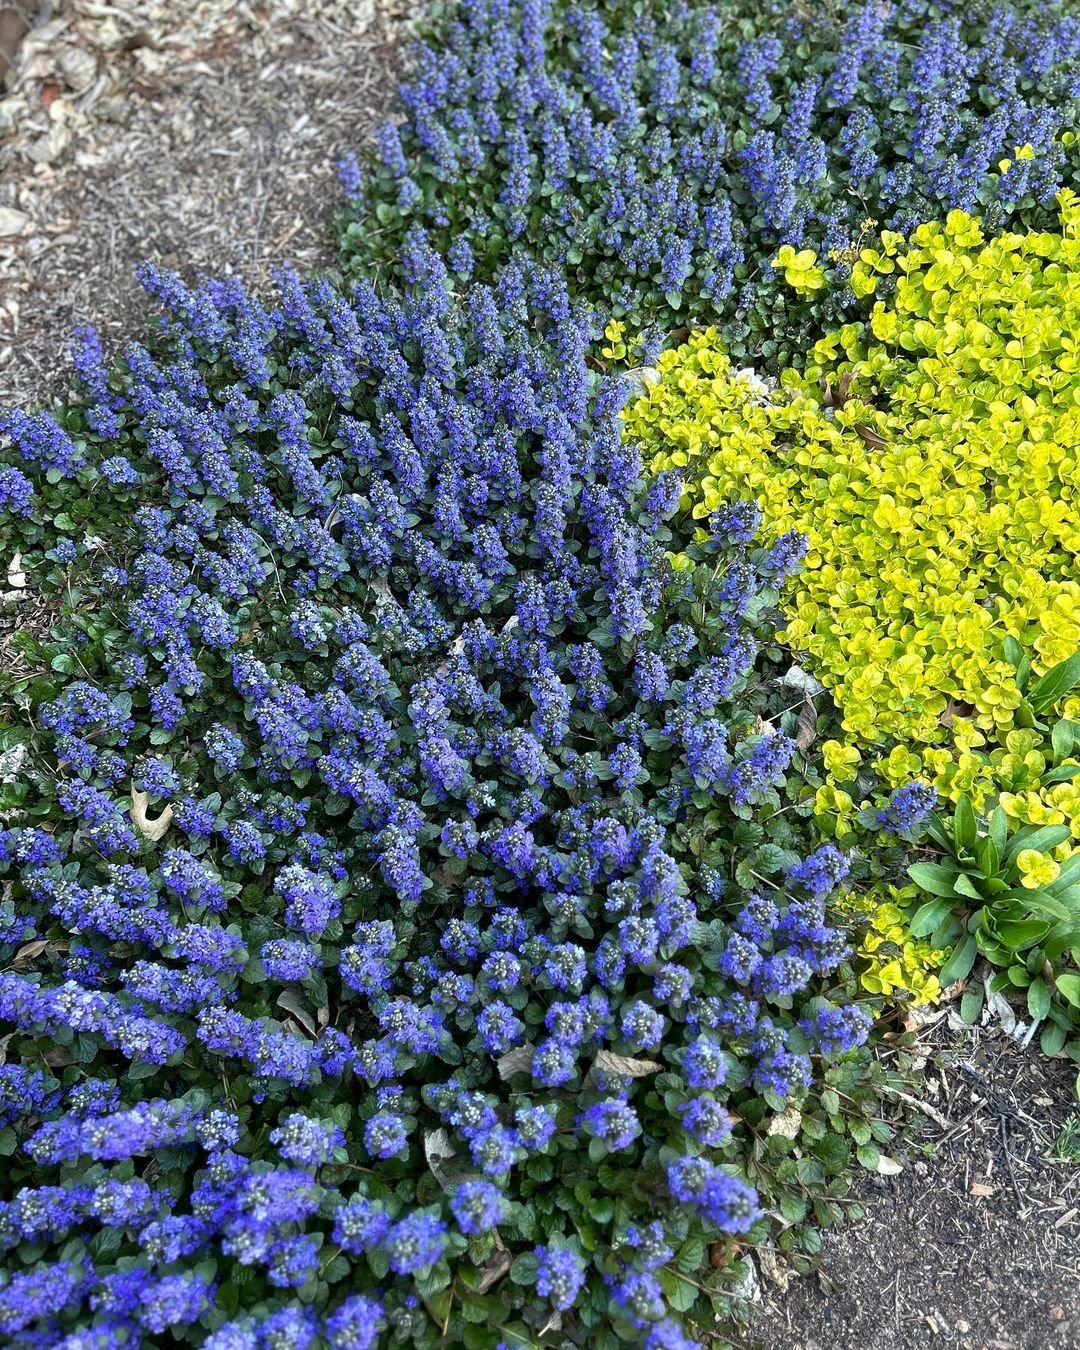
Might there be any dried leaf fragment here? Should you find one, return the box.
[276,989,317,1038]
[12,939,51,968]
[709,1238,741,1268]
[129,786,173,841]
[475,1245,512,1294]
[819,369,853,409]
[423,1127,458,1190]
[6,553,26,588]
[369,575,396,607]
[495,1045,535,1080]
[854,424,888,451]
[795,693,817,752]
[765,1106,802,1139]
[780,663,824,696]
[591,1049,662,1078]
[757,1247,792,1291]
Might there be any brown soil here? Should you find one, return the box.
[747,1020,1080,1350]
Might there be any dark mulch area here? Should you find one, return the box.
[747,1017,1080,1350]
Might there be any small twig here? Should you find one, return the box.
[441,1281,455,1338]
[999,1115,1026,1212]
[879,1082,952,1131]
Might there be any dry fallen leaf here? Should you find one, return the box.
[591,1049,662,1078]
[766,1105,802,1139]
[423,1127,459,1191]
[276,989,317,1038]
[970,1181,997,1197]
[855,424,889,450]
[14,939,50,962]
[875,1155,904,1176]
[819,369,853,409]
[6,552,26,588]
[129,785,173,841]
[475,1245,512,1294]
[709,1239,741,1268]
[795,692,817,752]
[757,1247,792,1292]
[495,1045,535,1080]
[369,575,396,607]
[780,663,824,695]
[622,365,661,397]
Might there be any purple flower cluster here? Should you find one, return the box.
[877,781,937,836]
[344,0,1080,323]
[0,130,883,1339]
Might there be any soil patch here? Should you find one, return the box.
[748,1017,1080,1350]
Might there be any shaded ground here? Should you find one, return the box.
[0,0,408,406]
[748,1015,1080,1350]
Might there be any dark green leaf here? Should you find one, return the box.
[907,862,961,898]
[952,873,985,902]
[989,808,1008,856]
[1002,636,1024,669]
[994,918,1050,949]
[1041,1020,1068,1056]
[1051,719,1080,765]
[910,896,958,938]
[952,795,977,852]
[1002,824,1071,867]
[960,986,984,1024]
[938,932,977,986]
[509,1253,539,1286]
[1055,972,1080,1009]
[1027,978,1052,1021]
[1028,652,1080,714]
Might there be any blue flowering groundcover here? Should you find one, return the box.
[0,1,1078,1347]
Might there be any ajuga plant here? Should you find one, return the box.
[0,241,896,1347]
[339,0,1080,366]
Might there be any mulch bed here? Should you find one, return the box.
[0,0,408,407]
[748,1017,1080,1350]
